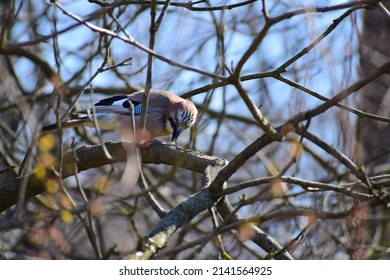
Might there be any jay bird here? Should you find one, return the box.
[42,89,198,143]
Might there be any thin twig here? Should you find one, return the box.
[289,60,390,125]
[53,0,226,81]
[140,0,157,131]
[138,169,167,218]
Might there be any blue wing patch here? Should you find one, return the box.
[123,100,143,115]
[133,104,142,115]
[131,103,157,115]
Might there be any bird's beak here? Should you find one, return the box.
[171,127,183,142]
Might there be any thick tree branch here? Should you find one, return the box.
[0,142,220,213]
[0,141,295,259]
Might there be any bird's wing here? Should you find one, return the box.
[76,93,166,115]
[94,95,142,115]
[74,95,133,115]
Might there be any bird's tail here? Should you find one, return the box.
[42,118,88,133]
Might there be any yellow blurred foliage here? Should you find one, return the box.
[45,178,59,193]
[34,134,58,180]
[34,162,47,180]
[38,133,57,152]
[60,210,74,224]
[95,176,111,194]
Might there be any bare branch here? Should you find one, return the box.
[53,1,226,81]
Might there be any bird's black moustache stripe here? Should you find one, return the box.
[168,117,176,130]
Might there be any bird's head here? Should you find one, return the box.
[167,100,198,142]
